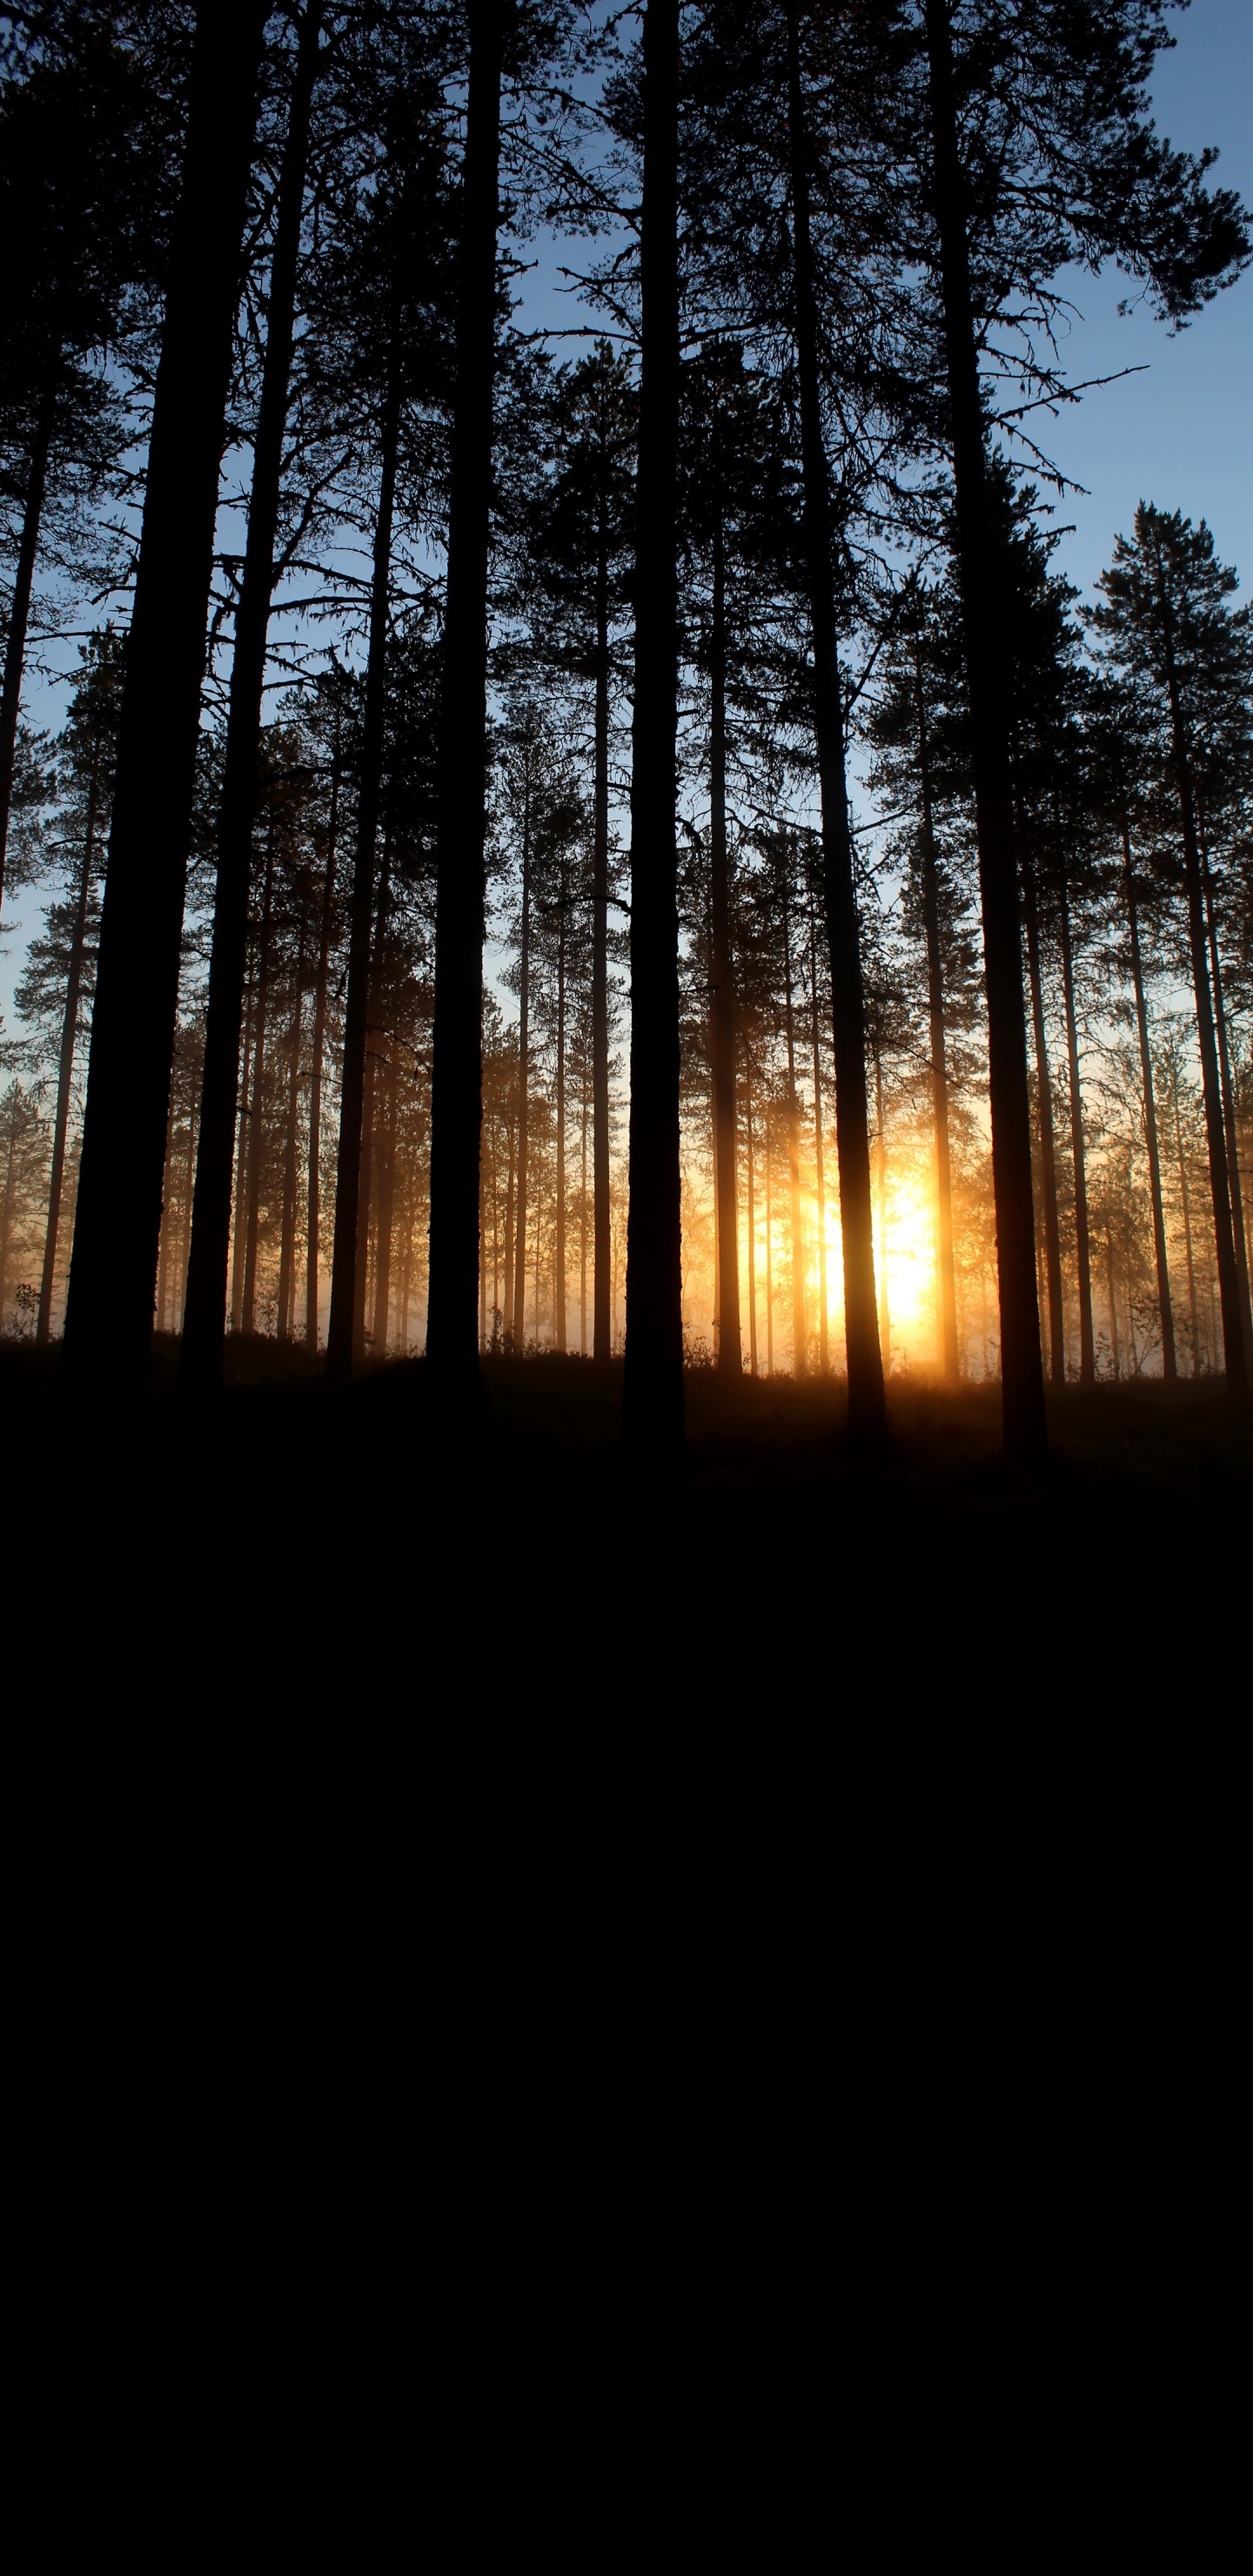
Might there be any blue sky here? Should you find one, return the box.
[1029,0,1252,607]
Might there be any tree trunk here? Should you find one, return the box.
[807,896,829,1372]
[179,2,322,1392]
[0,385,56,920]
[592,509,613,1361]
[503,1108,515,1345]
[325,372,400,1381]
[1151,551,1247,1392]
[786,3,883,1438]
[1122,821,1176,1381]
[1104,1226,1121,1380]
[426,2,505,1389]
[230,949,255,1335]
[1173,1070,1201,1376]
[372,1050,397,1356]
[745,1046,759,1377]
[37,725,102,1345]
[512,808,531,1346]
[783,887,806,1375]
[1022,858,1065,1385]
[923,0,1046,1458]
[554,849,567,1349]
[709,502,741,1377]
[624,0,684,1453]
[241,822,276,1334]
[874,1042,890,1375]
[913,634,958,1376]
[764,1100,774,1375]
[277,883,309,1339]
[1202,865,1253,1368]
[63,5,266,1398]
[1057,877,1095,1385]
[305,734,340,1349]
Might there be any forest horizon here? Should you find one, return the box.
[2,0,1251,1499]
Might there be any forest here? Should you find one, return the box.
[2,0,1251,1650]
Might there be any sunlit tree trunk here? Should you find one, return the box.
[913,637,958,1377]
[277,889,309,1340]
[709,501,741,1377]
[1022,857,1065,1385]
[874,1042,890,1376]
[64,7,266,1397]
[372,1050,397,1357]
[503,1106,515,1346]
[1173,1068,1201,1377]
[554,851,567,1351]
[1104,1225,1121,1380]
[37,729,102,1345]
[744,1045,759,1378]
[1057,876,1095,1385]
[513,806,531,1348]
[592,500,612,1361]
[807,899,829,1372]
[230,953,255,1337]
[1122,819,1176,1382]
[1202,864,1253,1369]
[782,889,805,1375]
[787,1,883,1436]
[923,0,1045,1459]
[624,0,684,1452]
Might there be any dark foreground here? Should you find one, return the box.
[5,1338,1250,1721]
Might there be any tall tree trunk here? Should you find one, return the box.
[305,733,340,1349]
[63,5,266,1397]
[786,2,884,1438]
[764,1100,774,1375]
[241,823,276,1334]
[230,948,255,1335]
[807,896,829,1372]
[913,633,958,1376]
[1057,876,1095,1385]
[554,854,567,1351]
[372,1050,397,1356]
[37,725,102,1345]
[874,1042,890,1375]
[1122,821,1176,1382]
[923,0,1046,1458]
[745,1046,759,1377]
[592,506,613,1361]
[0,385,56,919]
[512,809,531,1346]
[1104,1226,1121,1380]
[1149,541,1247,1391]
[426,1,504,1387]
[783,885,805,1375]
[277,884,309,1339]
[580,1068,589,1352]
[503,1106,515,1345]
[624,0,684,1452]
[709,500,741,1377]
[1203,864,1253,1367]
[325,375,400,1381]
[1173,1070,1201,1375]
[180,1,323,1392]
[1022,859,1065,1385]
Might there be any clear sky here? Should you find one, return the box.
[1031,0,1252,607]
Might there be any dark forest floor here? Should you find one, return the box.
[3,1336,1250,1726]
